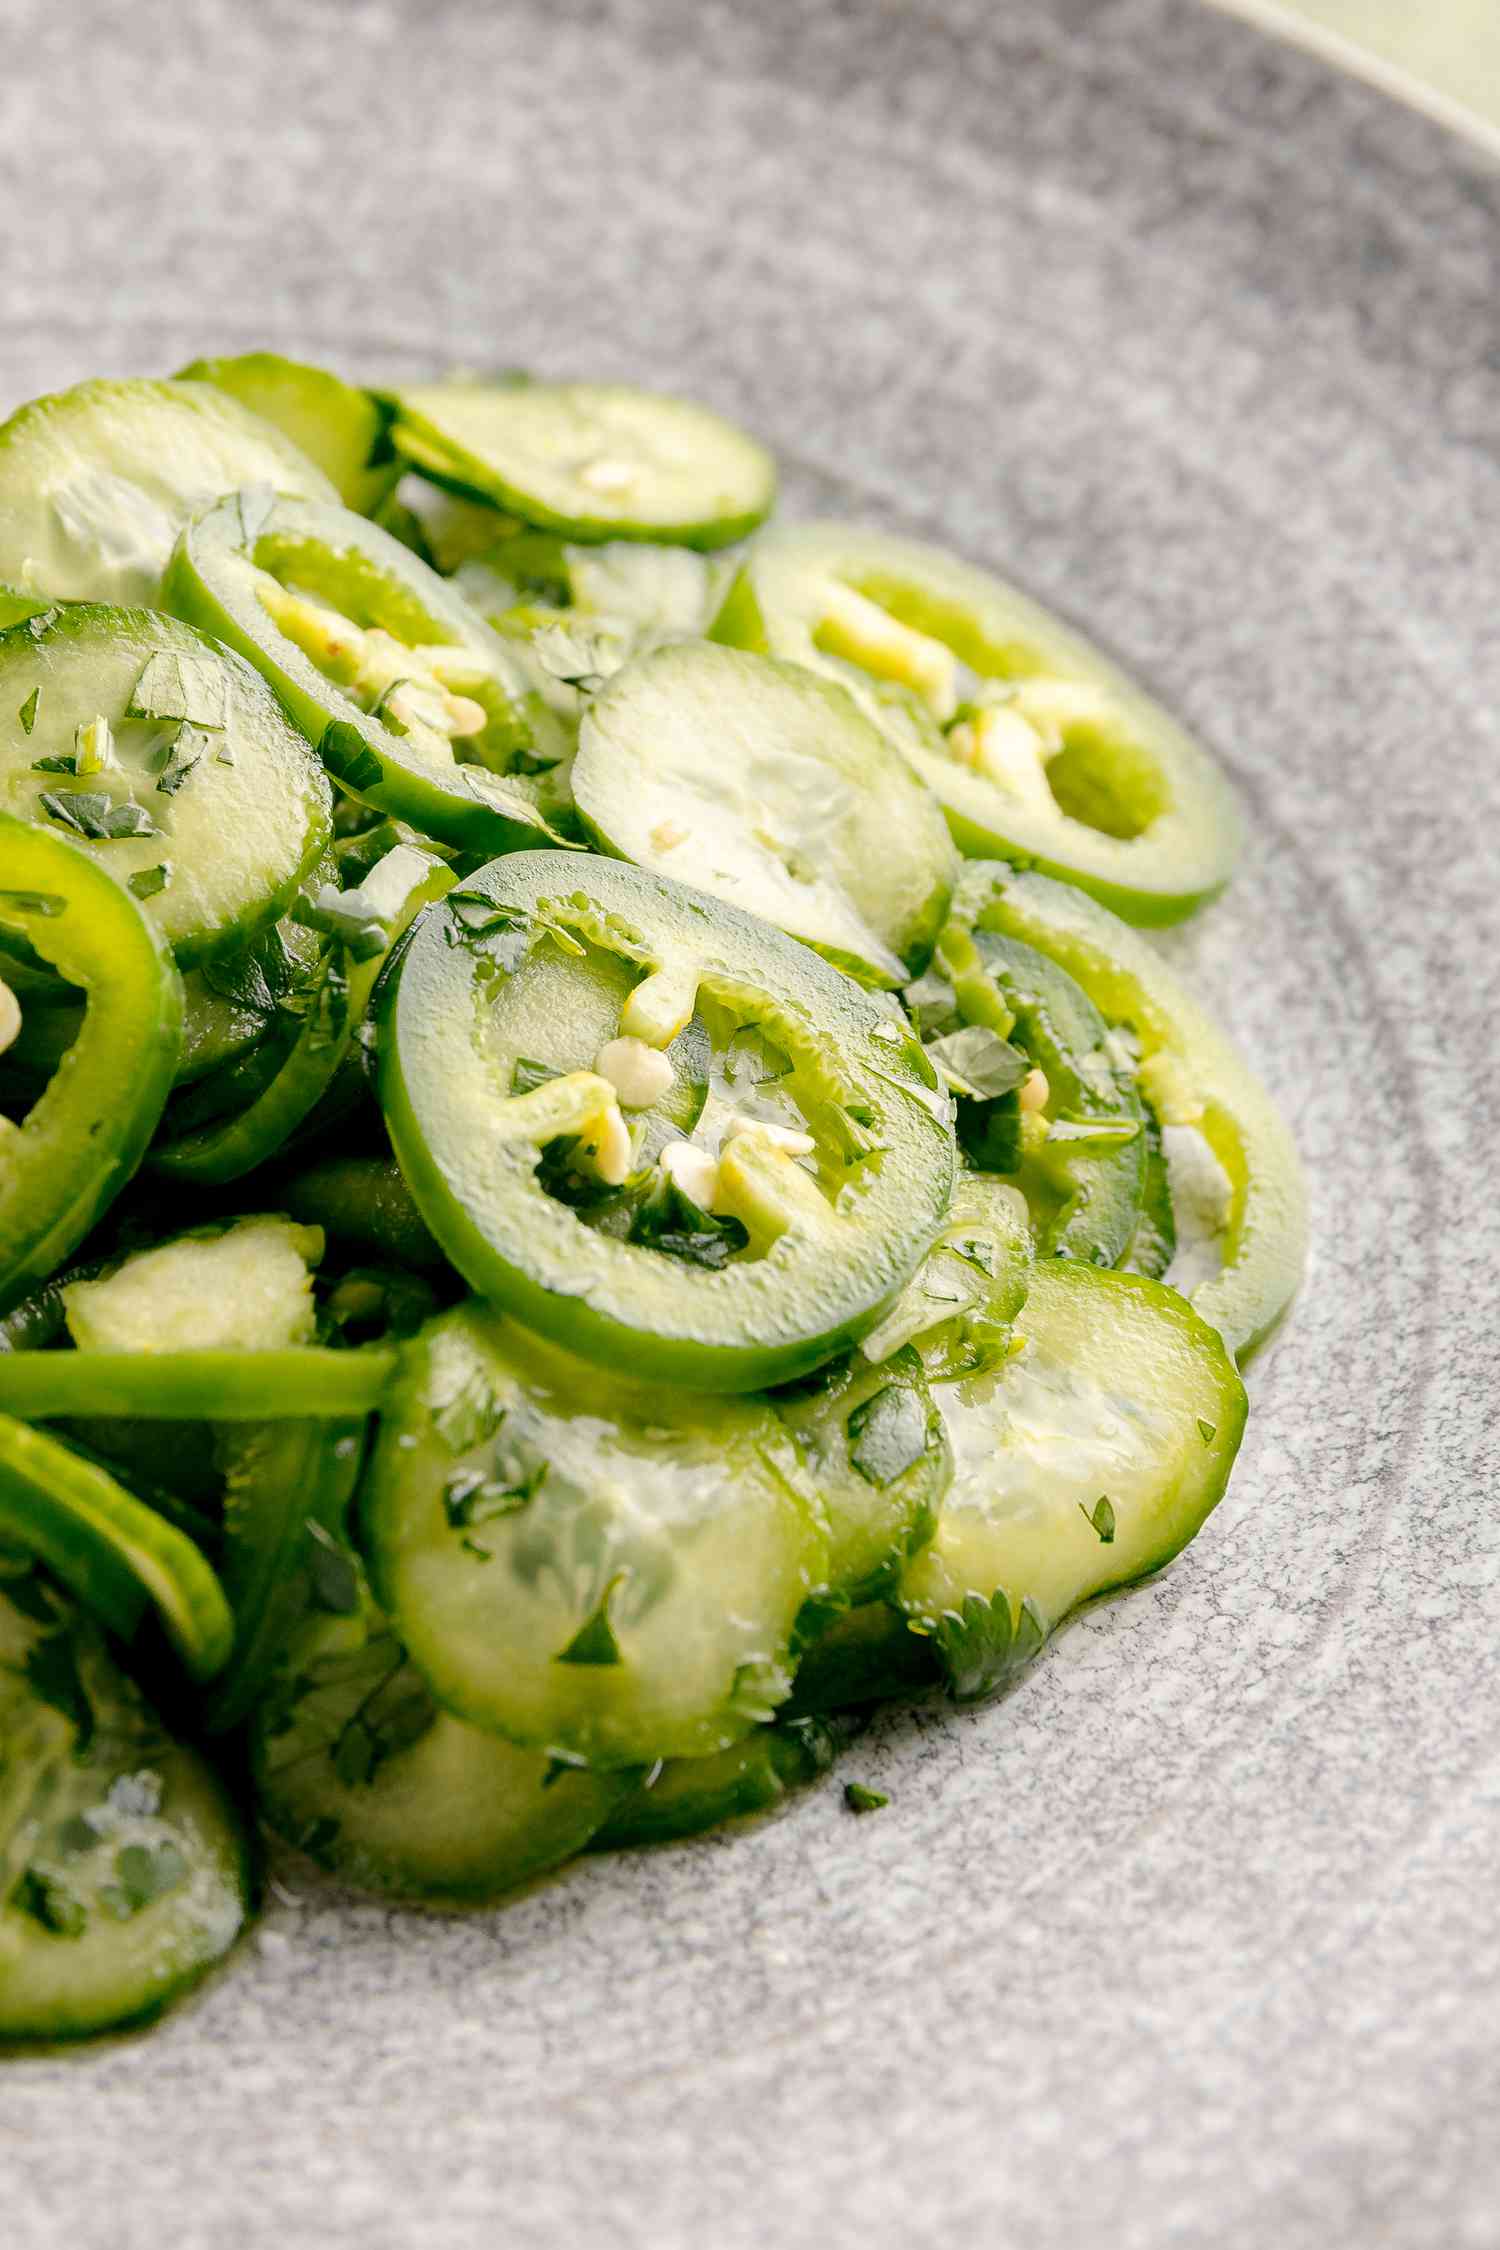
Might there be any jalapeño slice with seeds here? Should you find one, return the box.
[0,605,332,962]
[713,522,1241,925]
[363,1302,828,1767]
[948,862,1306,1359]
[165,492,572,854]
[376,851,956,1391]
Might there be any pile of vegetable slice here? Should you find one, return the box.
[0,354,1305,2040]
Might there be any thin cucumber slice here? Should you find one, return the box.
[387,380,775,548]
[950,864,1306,1358]
[590,1716,838,1851]
[166,493,569,854]
[0,376,336,605]
[0,1414,232,1677]
[0,604,333,963]
[174,352,398,516]
[149,846,454,1185]
[573,642,956,987]
[899,1260,1247,1699]
[0,1572,248,2041]
[254,1607,630,1900]
[0,1348,396,1422]
[713,523,1241,925]
[363,1303,828,1768]
[772,1345,949,1608]
[61,1216,323,1354]
[377,852,955,1393]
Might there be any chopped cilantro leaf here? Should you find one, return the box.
[844,1782,889,1815]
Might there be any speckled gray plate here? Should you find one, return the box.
[3,1,1497,2243]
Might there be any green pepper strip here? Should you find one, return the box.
[150,848,454,1185]
[205,1416,366,1733]
[0,1348,396,1422]
[0,816,183,1314]
[0,1413,232,1678]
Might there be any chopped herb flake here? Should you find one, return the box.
[128,649,228,729]
[18,686,39,734]
[1197,1418,1217,1446]
[1079,1494,1116,1543]
[846,1380,933,1488]
[127,862,172,899]
[844,1783,889,1815]
[39,789,158,842]
[554,1574,627,1667]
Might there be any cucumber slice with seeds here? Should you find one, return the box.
[0,605,332,963]
[387,380,775,548]
[0,377,336,606]
[714,523,1241,925]
[573,642,956,987]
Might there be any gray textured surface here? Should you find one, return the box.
[3,1,1498,2243]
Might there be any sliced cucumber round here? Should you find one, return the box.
[573,642,956,986]
[0,377,336,606]
[254,1608,630,1901]
[0,1570,249,2041]
[165,492,568,854]
[363,1303,828,1768]
[899,1259,1247,1698]
[174,352,397,516]
[0,605,333,962]
[713,523,1241,925]
[387,379,775,548]
[772,1344,949,1608]
[590,1716,837,1852]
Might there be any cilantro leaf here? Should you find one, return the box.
[127,863,171,900]
[925,1024,1028,1100]
[18,687,39,735]
[128,649,228,729]
[1078,1494,1116,1543]
[927,1587,1048,1704]
[553,1573,628,1667]
[39,790,158,842]
[846,1380,935,1488]
[844,1782,889,1815]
